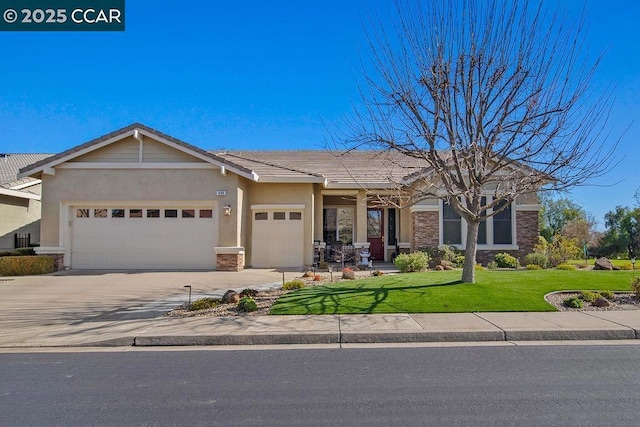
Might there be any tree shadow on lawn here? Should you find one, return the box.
[271,279,464,315]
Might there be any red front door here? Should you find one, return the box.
[367,208,384,260]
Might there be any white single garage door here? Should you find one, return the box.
[71,205,217,269]
[251,208,304,268]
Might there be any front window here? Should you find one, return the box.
[442,201,462,245]
[477,197,487,245]
[493,200,513,244]
[323,208,353,245]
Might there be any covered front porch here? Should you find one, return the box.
[313,189,411,266]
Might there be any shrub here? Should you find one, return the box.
[421,245,460,268]
[526,264,543,270]
[313,274,322,281]
[494,253,519,269]
[240,288,258,297]
[15,247,36,256]
[475,263,486,270]
[372,270,384,276]
[342,268,356,280]
[563,296,583,309]
[556,263,576,271]
[394,252,430,273]
[631,277,640,301]
[523,253,548,269]
[486,261,498,270]
[190,297,219,311]
[0,256,54,276]
[453,254,465,268]
[619,263,633,271]
[282,279,306,290]
[580,291,600,302]
[600,290,615,300]
[0,251,21,257]
[318,261,328,270]
[547,235,582,267]
[302,270,314,278]
[237,296,258,312]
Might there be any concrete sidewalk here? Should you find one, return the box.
[3,310,640,348]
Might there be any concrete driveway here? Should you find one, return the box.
[0,269,287,346]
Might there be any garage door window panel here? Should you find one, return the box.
[94,209,107,218]
[164,209,178,218]
[274,212,286,220]
[112,209,125,218]
[182,209,195,218]
[147,209,160,218]
[199,209,213,218]
[130,209,143,218]
[255,212,268,220]
[76,209,89,218]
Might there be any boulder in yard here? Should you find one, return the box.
[222,290,240,304]
[592,297,611,307]
[594,258,615,270]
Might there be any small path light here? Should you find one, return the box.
[183,285,192,310]
[632,258,636,271]
[368,260,373,276]
[329,265,333,282]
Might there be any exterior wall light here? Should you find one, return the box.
[223,204,232,216]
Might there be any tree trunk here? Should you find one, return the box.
[462,220,480,283]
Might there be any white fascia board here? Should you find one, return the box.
[10,179,41,190]
[253,176,326,184]
[0,187,41,200]
[251,204,306,210]
[56,162,217,170]
[321,189,360,196]
[323,182,397,190]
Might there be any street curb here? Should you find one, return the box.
[74,330,640,347]
[340,331,505,343]
[133,333,340,346]
[503,329,636,341]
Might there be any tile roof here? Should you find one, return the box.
[0,154,51,185]
[216,150,426,186]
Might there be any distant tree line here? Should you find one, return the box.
[540,188,640,260]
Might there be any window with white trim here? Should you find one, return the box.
[441,198,514,246]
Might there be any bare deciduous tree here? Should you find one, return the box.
[344,0,618,282]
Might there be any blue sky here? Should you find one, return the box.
[1,0,638,228]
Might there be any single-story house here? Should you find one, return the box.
[0,153,52,251]
[18,123,540,271]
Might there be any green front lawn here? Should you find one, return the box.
[269,270,638,315]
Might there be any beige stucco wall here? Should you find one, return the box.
[0,186,42,250]
[70,136,197,163]
[244,181,315,266]
[39,168,239,248]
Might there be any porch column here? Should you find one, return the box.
[356,190,368,243]
[314,188,324,242]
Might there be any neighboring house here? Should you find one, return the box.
[18,123,540,271]
[0,153,52,251]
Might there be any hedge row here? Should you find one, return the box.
[0,256,55,276]
[0,247,37,257]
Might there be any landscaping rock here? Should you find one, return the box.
[594,258,617,270]
[222,290,240,304]
[435,265,444,271]
[592,297,611,307]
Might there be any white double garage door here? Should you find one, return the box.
[70,204,218,270]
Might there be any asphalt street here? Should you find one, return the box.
[2,345,640,426]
